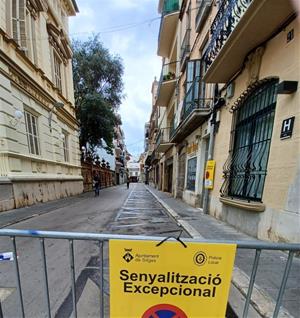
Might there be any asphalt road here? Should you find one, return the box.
[0,184,186,318]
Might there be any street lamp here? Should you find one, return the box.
[9,109,23,127]
[48,102,64,132]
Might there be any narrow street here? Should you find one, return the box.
[0,184,187,318]
[0,184,299,317]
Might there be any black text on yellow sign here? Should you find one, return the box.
[109,240,236,317]
[204,160,216,190]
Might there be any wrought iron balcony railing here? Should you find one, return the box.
[156,127,171,147]
[160,61,178,82]
[204,0,253,69]
[180,28,191,66]
[169,115,176,140]
[156,61,179,105]
[182,76,208,121]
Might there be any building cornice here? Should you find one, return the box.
[0,151,82,169]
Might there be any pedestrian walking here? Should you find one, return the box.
[93,172,100,196]
[126,169,130,189]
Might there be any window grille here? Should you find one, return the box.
[186,157,197,191]
[221,79,278,201]
[24,111,40,155]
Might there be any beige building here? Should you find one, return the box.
[148,0,299,243]
[0,0,83,212]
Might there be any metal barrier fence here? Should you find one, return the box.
[0,229,299,318]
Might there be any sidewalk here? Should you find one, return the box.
[148,186,300,318]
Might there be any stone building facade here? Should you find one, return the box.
[146,0,299,243]
[0,0,82,211]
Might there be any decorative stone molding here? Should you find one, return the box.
[47,22,72,65]
[219,197,265,212]
[9,69,52,108]
[230,77,278,113]
[0,51,77,128]
[245,46,265,86]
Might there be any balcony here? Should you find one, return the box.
[150,150,159,164]
[180,28,191,69]
[204,0,295,83]
[115,147,122,157]
[157,0,180,57]
[156,61,178,107]
[170,76,211,143]
[195,0,212,33]
[156,128,174,153]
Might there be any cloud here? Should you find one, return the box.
[70,0,162,157]
[109,0,155,10]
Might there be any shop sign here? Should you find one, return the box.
[187,142,198,154]
[110,240,236,317]
[280,117,295,139]
[204,160,216,189]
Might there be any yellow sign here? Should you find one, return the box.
[187,142,198,154]
[109,240,236,317]
[204,160,216,190]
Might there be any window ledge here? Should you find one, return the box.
[219,197,265,212]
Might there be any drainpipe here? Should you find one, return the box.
[202,113,215,215]
[202,86,225,214]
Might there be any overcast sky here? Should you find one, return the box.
[69,0,162,159]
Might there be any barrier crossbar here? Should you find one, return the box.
[0,229,299,318]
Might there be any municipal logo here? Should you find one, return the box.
[194,251,207,266]
[123,248,134,263]
[142,304,187,318]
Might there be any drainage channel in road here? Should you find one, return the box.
[108,184,189,237]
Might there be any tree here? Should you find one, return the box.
[72,35,124,155]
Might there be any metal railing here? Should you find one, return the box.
[220,79,277,202]
[180,28,191,66]
[156,61,179,105]
[159,61,178,83]
[204,0,253,68]
[155,127,171,148]
[182,76,210,121]
[169,115,176,140]
[0,229,299,318]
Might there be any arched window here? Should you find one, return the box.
[221,79,278,202]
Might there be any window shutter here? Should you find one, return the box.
[31,16,38,64]
[12,0,18,41]
[19,0,27,48]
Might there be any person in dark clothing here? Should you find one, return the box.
[126,170,130,189]
[93,173,100,196]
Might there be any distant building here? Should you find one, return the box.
[0,0,82,211]
[127,161,140,182]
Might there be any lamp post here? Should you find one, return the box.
[48,102,64,132]
[9,110,23,127]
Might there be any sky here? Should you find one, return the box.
[69,0,162,159]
